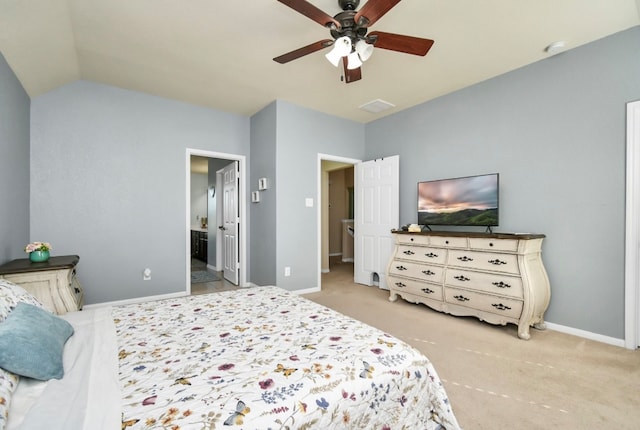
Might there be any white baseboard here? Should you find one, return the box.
[83,291,188,309]
[329,252,342,257]
[293,286,321,295]
[341,258,354,262]
[546,322,625,348]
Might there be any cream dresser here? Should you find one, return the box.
[387,231,550,339]
[0,255,83,315]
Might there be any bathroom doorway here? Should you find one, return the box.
[186,149,246,294]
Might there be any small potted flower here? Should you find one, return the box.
[25,241,52,263]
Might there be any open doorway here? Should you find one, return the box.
[317,154,400,292]
[317,154,360,289]
[186,149,246,294]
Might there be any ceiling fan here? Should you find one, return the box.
[273,0,434,83]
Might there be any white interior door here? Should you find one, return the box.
[221,161,239,285]
[625,100,640,349]
[354,155,399,289]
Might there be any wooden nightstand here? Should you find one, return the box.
[0,255,83,314]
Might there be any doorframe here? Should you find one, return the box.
[215,169,223,272]
[317,153,361,290]
[186,149,247,293]
[624,100,640,349]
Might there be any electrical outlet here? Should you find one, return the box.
[284,267,291,277]
[143,268,151,280]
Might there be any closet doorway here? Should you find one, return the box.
[186,149,246,294]
[319,155,359,288]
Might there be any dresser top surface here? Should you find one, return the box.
[391,230,545,240]
[0,255,80,275]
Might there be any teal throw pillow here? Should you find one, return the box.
[0,302,74,380]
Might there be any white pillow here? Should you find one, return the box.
[0,279,45,323]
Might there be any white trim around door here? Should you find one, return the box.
[186,149,247,294]
[625,100,640,350]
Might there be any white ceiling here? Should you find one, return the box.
[1,0,639,123]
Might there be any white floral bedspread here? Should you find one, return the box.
[114,286,460,430]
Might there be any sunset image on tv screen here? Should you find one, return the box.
[418,174,498,226]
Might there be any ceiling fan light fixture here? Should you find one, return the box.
[347,51,362,69]
[325,36,352,67]
[355,39,373,62]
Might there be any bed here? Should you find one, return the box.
[1,281,460,429]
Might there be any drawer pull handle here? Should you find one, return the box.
[424,252,439,258]
[492,303,512,311]
[422,270,436,276]
[395,282,406,288]
[457,256,473,262]
[453,295,470,302]
[403,250,415,255]
[492,281,511,289]
[454,275,470,282]
[395,265,407,271]
[421,288,435,294]
[488,259,507,266]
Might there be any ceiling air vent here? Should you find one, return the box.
[359,99,395,113]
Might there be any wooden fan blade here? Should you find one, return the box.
[369,31,434,56]
[354,0,401,27]
[342,58,362,84]
[273,39,333,64]
[277,0,340,28]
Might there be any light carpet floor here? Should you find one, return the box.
[304,259,640,430]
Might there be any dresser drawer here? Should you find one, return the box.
[445,288,523,319]
[389,260,444,283]
[388,276,444,301]
[429,236,467,248]
[445,269,523,299]
[396,234,431,246]
[396,245,446,265]
[447,249,520,275]
[469,238,518,252]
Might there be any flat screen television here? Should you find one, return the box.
[417,173,499,227]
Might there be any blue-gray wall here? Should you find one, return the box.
[274,100,364,290]
[0,53,30,263]
[8,25,639,340]
[250,102,278,286]
[248,100,365,289]
[30,81,250,304]
[365,26,640,339]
